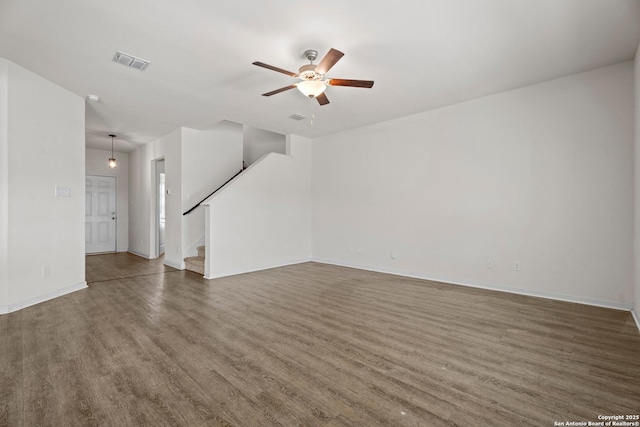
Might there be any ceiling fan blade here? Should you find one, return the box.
[262,85,297,96]
[252,61,298,77]
[316,92,330,106]
[327,79,374,88]
[315,48,344,74]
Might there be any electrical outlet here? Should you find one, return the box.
[390,251,397,259]
[356,246,364,254]
[514,260,521,271]
[42,266,50,277]
[486,259,494,269]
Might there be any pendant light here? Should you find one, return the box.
[108,134,117,168]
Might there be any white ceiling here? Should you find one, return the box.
[1,0,639,152]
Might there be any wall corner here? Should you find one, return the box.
[634,42,640,324]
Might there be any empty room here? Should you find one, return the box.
[1,1,639,426]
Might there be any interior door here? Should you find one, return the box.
[85,175,117,253]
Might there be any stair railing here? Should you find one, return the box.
[183,168,243,215]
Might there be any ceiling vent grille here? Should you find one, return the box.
[112,51,150,71]
[288,113,307,121]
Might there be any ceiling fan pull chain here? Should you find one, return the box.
[309,98,317,125]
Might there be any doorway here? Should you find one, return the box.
[156,159,166,257]
[85,175,117,253]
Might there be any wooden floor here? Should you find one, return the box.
[1,254,639,426]
[85,252,175,283]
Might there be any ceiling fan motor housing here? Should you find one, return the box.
[298,64,323,81]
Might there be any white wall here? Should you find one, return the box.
[128,144,151,257]
[0,58,86,312]
[182,122,243,255]
[243,125,286,165]
[128,128,182,268]
[204,135,312,278]
[86,148,129,252]
[312,61,634,309]
[0,60,9,308]
[634,45,640,326]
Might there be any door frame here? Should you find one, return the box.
[154,158,165,259]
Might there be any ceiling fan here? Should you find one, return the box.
[252,48,374,106]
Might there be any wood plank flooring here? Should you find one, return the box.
[85,252,175,283]
[1,255,639,426]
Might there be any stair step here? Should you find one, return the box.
[197,245,206,257]
[184,256,204,275]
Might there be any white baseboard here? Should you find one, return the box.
[129,250,183,270]
[128,250,152,259]
[631,309,640,333]
[311,257,634,312]
[205,257,312,280]
[0,281,88,315]
[163,259,184,270]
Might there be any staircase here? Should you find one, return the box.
[184,246,205,275]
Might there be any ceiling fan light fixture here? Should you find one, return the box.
[296,80,327,98]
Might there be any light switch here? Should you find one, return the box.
[55,186,71,197]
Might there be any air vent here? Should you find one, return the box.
[112,51,150,71]
[289,113,307,121]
